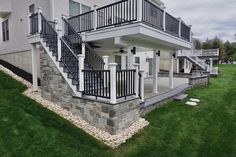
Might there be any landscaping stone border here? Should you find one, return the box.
[0,64,149,149]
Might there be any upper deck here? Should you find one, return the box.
[67,0,192,50]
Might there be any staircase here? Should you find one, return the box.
[29,12,105,97]
[178,50,209,71]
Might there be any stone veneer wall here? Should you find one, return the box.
[40,51,140,135]
[189,75,210,87]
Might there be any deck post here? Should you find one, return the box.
[121,53,126,70]
[169,52,174,89]
[38,7,42,34]
[176,55,180,73]
[103,56,109,70]
[31,44,38,91]
[134,64,139,98]
[210,58,213,72]
[153,50,160,93]
[110,63,117,104]
[139,70,145,102]
[184,58,187,73]
[127,46,134,69]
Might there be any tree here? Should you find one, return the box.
[202,38,212,49]
[193,38,202,50]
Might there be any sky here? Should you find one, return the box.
[163,0,236,42]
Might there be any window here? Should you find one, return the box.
[29,4,35,14]
[69,0,80,16]
[135,57,140,69]
[2,19,9,41]
[135,57,140,64]
[81,4,91,13]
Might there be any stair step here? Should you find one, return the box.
[72,79,79,85]
[174,94,188,101]
[63,67,69,73]
[59,61,65,67]
[67,73,73,79]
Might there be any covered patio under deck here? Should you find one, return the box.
[144,77,189,99]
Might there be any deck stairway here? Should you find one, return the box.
[29,12,105,96]
[178,50,209,71]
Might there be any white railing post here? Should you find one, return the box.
[93,5,98,30]
[27,13,31,35]
[55,19,62,61]
[178,17,181,38]
[134,63,139,98]
[137,0,143,22]
[139,70,145,102]
[103,56,109,88]
[78,43,86,92]
[189,25,192,43]
[61,15,66,36]
[38,7,42,33]
[109,63,117,104]
[78,55,85,92]
[162,6,166,31]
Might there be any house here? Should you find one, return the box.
[0,0,204,135]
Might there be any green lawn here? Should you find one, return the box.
[0,65,236,157]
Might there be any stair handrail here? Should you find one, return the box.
[84,42,105,69]
[61,37,80,60]
[62,17,83,54]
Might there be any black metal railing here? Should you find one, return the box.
[29,13,38,35]
[48,21,56,30]
[83,70,110,99]
[63,18,83,54]
[165,13,179,36]
[116,69,136,99]
[85,43,105,70]
[142,0,163,30]
[181,22,190,41]
[61,39,80,84]
[97,0,137,29]
[40,13,58,54]
[68,11,94,33]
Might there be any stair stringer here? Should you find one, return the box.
[39,38,82,97]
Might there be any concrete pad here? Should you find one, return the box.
[190,98,200,103]
[186,101,198,106]
[174,94,188,101]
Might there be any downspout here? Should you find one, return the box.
[50,0,55,20]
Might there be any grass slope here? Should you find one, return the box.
[0,65,236,157]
